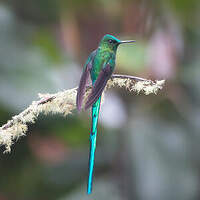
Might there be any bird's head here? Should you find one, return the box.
[99,34,135,52]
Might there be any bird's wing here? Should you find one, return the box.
[85,63,113,110]
[76,50,96,112]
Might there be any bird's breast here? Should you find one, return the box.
[91,51,111,83]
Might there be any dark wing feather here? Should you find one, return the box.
[76,50,97,112]
[76,65,91,111]
[85,64,112,110]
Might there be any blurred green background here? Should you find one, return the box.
[0,0,200,199]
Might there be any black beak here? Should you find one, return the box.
[119,40,136,44]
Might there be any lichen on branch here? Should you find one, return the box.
[0,74,165,153]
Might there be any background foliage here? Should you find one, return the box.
[0,0,200,199]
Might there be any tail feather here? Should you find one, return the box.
[87,96,101,194]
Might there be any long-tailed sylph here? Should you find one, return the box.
[76,34,135,194]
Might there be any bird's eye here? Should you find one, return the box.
[108,39,113,44]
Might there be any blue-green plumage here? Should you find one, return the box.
[76,34,135,194]
[87,96,101,194]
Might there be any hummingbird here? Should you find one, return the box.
[76,34,135,194]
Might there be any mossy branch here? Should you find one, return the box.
[0,74,165,153]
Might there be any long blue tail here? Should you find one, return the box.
[87,96,101,194]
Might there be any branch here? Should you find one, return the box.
[0,74,165,153]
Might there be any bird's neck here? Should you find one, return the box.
[97,45,116,57]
